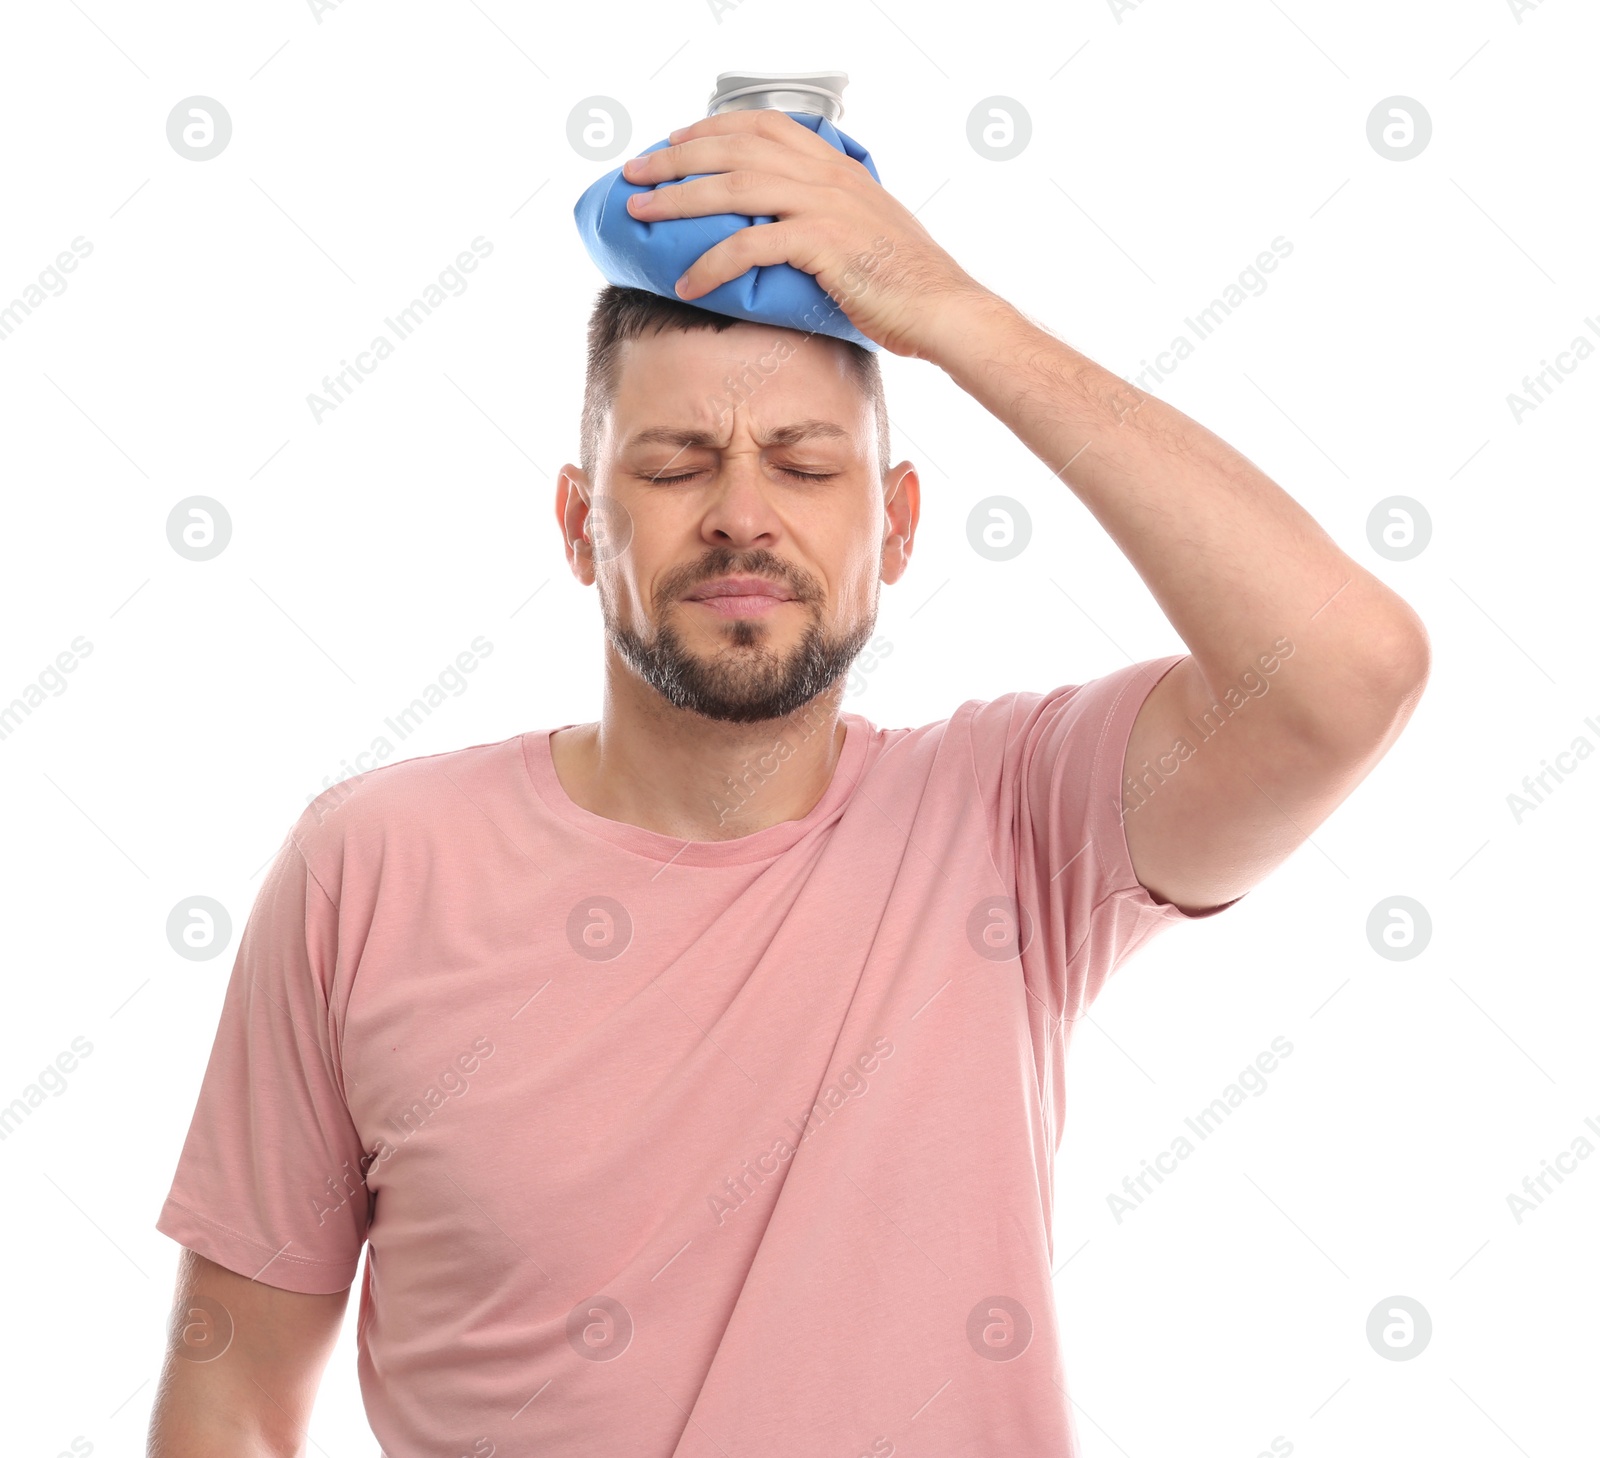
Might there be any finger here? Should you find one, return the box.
[624,129,836,188]
[626,171,824,223]
[667,108,840,154]
[676,220,824,300]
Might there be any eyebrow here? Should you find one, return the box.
[623,418,853,451]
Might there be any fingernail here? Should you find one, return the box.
[673,275,688,297]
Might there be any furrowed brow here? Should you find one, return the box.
[625,419,852,451]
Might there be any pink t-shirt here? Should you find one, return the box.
[157,653,1237,1457]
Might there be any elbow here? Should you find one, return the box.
[1346,610,1432,754]
[1292,604,1432,761]
[1375,631,1429,750]
[1381,602,1432,717]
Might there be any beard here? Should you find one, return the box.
[599,551,876,725]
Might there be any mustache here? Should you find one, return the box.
[666,556,813,603]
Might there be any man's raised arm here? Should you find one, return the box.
[924,289,1429,912]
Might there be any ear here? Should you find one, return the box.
[879,460,920,585]
[557,464,596,585]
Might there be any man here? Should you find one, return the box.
[149,112,1428,1456]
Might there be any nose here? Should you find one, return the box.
[698,454,786,550]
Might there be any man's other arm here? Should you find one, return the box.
[147,1247,350,1458]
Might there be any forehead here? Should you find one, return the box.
[608,323,866,448]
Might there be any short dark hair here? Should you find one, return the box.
[580,284,890,484]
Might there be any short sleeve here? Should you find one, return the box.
[966,654,1242,1025]
[155,816,369,1294]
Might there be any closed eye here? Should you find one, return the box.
[647,468,837,483]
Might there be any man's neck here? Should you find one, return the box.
[548,683,849,843]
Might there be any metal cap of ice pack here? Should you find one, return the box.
[706,70,849,122]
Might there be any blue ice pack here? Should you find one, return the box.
[573,111,883,352]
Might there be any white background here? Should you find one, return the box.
[2,1,1595,1455]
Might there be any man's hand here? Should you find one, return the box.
[619,108,990,361]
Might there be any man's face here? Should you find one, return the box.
[569,321,913,726]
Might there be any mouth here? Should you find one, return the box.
[685,592,796,619]
[683,576,799,618]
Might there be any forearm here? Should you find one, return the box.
[926,292,1429,743]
